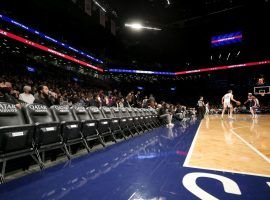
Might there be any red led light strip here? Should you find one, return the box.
[175,60,270,75]
[0,29,104,73]
[1,29,269,76]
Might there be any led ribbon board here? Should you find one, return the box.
[0,29,104,72]
[0,14,103,64]
[175,60,270,75]
[211,31,242,47]
[108,69,175,75]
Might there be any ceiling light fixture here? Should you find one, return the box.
[93,0,106,12]
[125,23,162,31]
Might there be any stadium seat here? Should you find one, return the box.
[119,107,136,137]
[87,106,117,144]
[23,104,65,161]
[110,107,134,137]
[0,102,42,183]
[133,108,149,131]
[72,105,103,148]
[51,105,86,158]
[100,106,127,140]
[126,107,143,134]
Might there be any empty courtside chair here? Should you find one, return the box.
[72,105,103,148]
[126,107,142,134]
[120,107,136,136]
[110,107,134,137]
[139,108,152,130]
[23,104,65,160]
[51,105,86,158]
[133,108,148,131]
[100,106,127,140]
[147,108,160,127]
[87,106,117,144]
[0,102,42,182]
[142,108,156,128]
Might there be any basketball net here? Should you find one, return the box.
[260,92,265,97]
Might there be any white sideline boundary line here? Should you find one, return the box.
[183,121,202,167]
[231,129,270,164]
[184,164,270,178]
[183,119,270,178]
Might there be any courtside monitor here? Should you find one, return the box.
[211,31,242,47]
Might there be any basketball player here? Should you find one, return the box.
[221,90,240,119]
[244,93,259,118]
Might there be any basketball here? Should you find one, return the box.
[236,101,241,106]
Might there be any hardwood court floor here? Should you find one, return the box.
[184,114,270,177]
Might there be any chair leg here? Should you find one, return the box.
[63,144,72,160]
[81,132,91,152]
[109,128,117,143]
[134,126,141,135]
[0,160,7,183]
[127,127,134,137]
[34,149,45,169]
[96,130,106,147]
[83,139,91,152]
[118,126,127,140]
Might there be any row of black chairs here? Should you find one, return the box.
[0,102,161,182]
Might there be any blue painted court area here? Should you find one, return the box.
[0,120,269,200]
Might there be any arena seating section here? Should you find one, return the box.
[0,102,185,183]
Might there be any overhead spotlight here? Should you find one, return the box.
[125,23,162,31]
[236,50,241,57]
[166,0,171,5]
[93,0,106,12]
[226,52,231,60]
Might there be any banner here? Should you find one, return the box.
[111,19,116,36]
[84,0,92,16]
[99,9,106,27]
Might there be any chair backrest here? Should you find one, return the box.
[127,107,136,117]
[0,102,27,126]
[72,106,92,121]
[120,107,130,118]
[100,106,115,119]
[24,104,56,124]
[51,105,76,122]
[110,107,121,118]
[138,108,145,116]
[87,106,105,120]
[0,102,34,153]
[149,108,158,115]
[132,108,140,117]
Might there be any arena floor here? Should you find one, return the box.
[0,116,269,200]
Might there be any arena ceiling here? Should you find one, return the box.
[0,0,270,71]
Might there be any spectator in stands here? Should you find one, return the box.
[34,85,57,107]
[158,102,174,127]
[19,85,35,104]
[134,91,141,107]
[89,93,101,107]
[0,80,21,108]
[149,94,155,102]
[142,96,148,108]
[148,99,156,109]
[126,91,134,107]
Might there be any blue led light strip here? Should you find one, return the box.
[108,69,175,75]
[0,13,104,64]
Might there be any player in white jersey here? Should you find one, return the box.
[221,90,240,119]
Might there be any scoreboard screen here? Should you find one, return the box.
[211,31,242,47]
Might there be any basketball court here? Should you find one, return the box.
[184,115,270,177]
[0,115,269,200]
